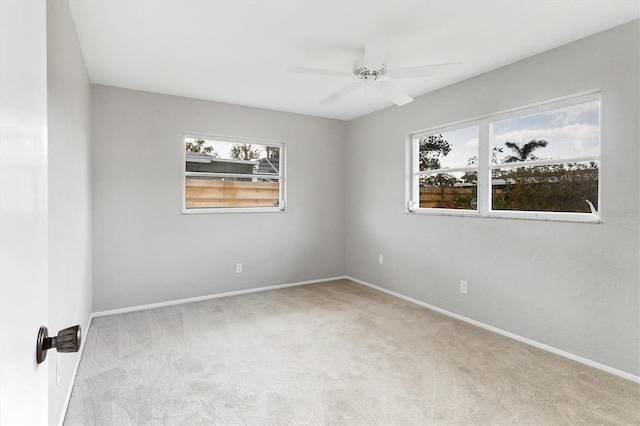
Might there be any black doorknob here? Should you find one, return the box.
[36,325,81,364]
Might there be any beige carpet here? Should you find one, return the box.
[64,279,639,425]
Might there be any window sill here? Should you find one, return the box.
[182,207,286,214]
[407,208,601,223]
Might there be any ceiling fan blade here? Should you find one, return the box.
[376,81,413,106]
[320,82,362,104]
[388,63,463,79]
[364,33,389,70]
[287,65,353,78]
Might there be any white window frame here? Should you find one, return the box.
[182,132,286,214]
[407,92,601,223]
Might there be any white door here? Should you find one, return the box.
[0,1,50,424]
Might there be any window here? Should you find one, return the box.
[413,125,480,212]
[409,93,601,222]
[183,134,285,213]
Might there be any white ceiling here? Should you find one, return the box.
[68,1,639,121]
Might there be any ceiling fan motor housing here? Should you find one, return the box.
[353,57,386,83]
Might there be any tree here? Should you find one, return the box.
[230,144,261,160]
[186,139,219,157]
[418,134,459,196]
[417,134,481,209]
[418,134,466,207]
[503,139,548,163]
[418,134,451,171]
[418,134,456,187]
[423,173,458,187]
[493,162,598,213]
[265,146,280,158]
[464,148,503,184]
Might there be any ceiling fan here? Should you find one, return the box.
[288,34,462,106]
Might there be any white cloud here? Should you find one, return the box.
[551,101,599,127]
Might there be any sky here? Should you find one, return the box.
[423,100,600,170]
[491,100,600,162]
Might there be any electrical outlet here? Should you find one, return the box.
[236,263,242,273]
[56,356,61,385]
[378,254,383,265]
[460,280,468,294]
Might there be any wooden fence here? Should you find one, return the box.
[186,178,279,208]
[420,187,504,208]
[419,187,476,209]
[186,181,489,210]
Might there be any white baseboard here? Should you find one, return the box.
[58,315,93,426]
[91,276,347,317]
[346,276,640,384]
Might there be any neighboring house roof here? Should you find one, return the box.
[185,151,259,174]
[257,157,279,174]
[455,179,507,188]
[185,151,280,175]
[421,179,507,188]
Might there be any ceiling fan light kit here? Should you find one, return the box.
[289,33,462,107]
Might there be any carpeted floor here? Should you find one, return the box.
[64,279,639,425]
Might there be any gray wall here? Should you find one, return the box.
[345,21,639,376]
[47,0,93,423]
[91,86,346,312]
[90,21,638,377]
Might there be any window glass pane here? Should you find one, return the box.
[491,101,600,164]
[419,171,477,210]
[418,126,479,171]
[491,162,598,213]
[185,138,280,174]
[185,176,280,209]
